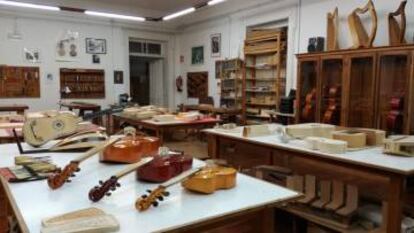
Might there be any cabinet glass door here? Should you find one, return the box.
[298,60,318,123]
[320,58,343,126]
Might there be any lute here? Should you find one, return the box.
[47,137,121,190]
[23,106,124,147]
[88,157,154,202]
[135,167,203,212]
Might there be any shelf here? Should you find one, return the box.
[246,103,276,107]
[246,64,277,70]
[246,114,271,119]
[246,78,278,81]
[245,90,276,93]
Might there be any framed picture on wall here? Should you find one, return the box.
[191,46,204,65]
[210,33,221,57]
[114,70,123,84]
[86,38,107,54]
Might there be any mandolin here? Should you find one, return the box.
[23,106,124,147]
[322,86,341,124]
[301,88,316,122]
[135,167,203,212]
[386,96,404,134]
[88,157,154,202]
[47,137,121,190]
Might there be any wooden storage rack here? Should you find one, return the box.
[296,45,414,135]
[218,58,243,109]
[0,66,40,98]
[60,68,105,99]
[243,29,287,124]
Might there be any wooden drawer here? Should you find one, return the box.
[218,138,272,169]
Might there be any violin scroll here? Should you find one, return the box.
[135,186,170,212]
[88,176,121,202]
[47,162,80,190]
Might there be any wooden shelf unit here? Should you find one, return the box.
[243,29,287,124]
[296,45,414,134]
[0,66,40,98]
[60,68,105,99]
[218,59,243,109]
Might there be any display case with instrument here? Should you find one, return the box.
[243,28,287,124]
[297,59,319,123]
[296,45,414,134]
[60,68,105,99]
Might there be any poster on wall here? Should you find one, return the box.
[210,33,221,57]
[55,30,80,62]
[114,71,124,84]
[23,48,41,63]
[86,38,107,54]
[191,46,204,65]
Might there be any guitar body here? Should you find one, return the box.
[23,112,80,147]
[181,167,237,194]
[136,154,193,183]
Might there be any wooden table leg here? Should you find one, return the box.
[208,134,218,159]
[386,176,404,233]
[156,129,164,145]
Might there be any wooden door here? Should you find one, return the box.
[296,57,320,123]
[320,55,344,126]
[342,53,376,128]
[376,51,412,134]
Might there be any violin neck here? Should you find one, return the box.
[162,167,203,188]
[115,157,154,179]
[73,137,120,163]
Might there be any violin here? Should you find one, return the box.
[100,127,160,164]
[47,137,120,190]
[302,88,317,122]
[386,96,404,134]
[136,148,193,183]
[322,86,341,124]
[181,166,237,194]
[88,157,153,202]
[135,168,203,212]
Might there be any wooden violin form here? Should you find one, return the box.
[348,0,377,48]
[135,168,202,212]
[88,157,153,202]
[181,166,237,194]
[100,127,160,164]
[389,1,407,46]
[47,137,120,190]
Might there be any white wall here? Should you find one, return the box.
[0,10,176,112]
[176,0,414,105]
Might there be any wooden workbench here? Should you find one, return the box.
[113,114,221,144]
[0,105,29,115]
[205,126,414,233]
[0,142,300,233]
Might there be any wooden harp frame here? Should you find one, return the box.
[327,7,339,51]
[388,0,407,46]
[348,0,378,48]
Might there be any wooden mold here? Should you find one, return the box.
[384,135,414,157]
[311,180,332,209]
[388,1,407,46]
[348,0,378,48]
[327,7,339,51]
[336,185,359,217]
[325,180,345,211]
[332,130,366,148]
[298,175,317,204]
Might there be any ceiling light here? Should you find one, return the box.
[0,0,59,11]
[85,11,145,22]
[163,7,195,21]
[208,0,227,6]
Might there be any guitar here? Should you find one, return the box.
[322,86,341,124]
[301,88,316,122]
[47,137,121,190]
[181,166,237,194]
[23,106,124,147]
[386,96,404,134]
[88,157,154,202]
[135,167,203,212]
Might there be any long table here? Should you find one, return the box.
[205,126,414,233]
[113,114,221,144]
[0,142,300,233]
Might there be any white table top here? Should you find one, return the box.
[0,143,299,233]
[205,126,414,175]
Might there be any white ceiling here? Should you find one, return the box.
[21,0,209,18]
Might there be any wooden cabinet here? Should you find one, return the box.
[296,45,414,134]
[60,68,105,99]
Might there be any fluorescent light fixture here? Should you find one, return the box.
[208,0,227,6]
[163,7,195,21]
[85,10,145,22]
[0,0,59,11]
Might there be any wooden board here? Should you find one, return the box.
[0,66,40,98]
[60,68,105,99]
[187,72,208,99]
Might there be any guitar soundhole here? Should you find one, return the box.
[53,120,65,131]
